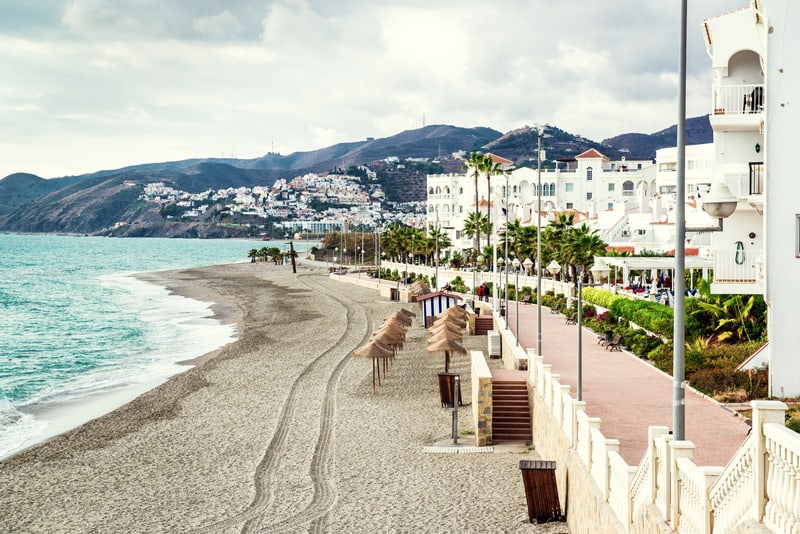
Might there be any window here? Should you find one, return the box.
[623,181,634,196]
[565,183,574,192]
[459,206,463,213]
[586,192,593,200]
[587,167,593,181]
[549,183,556,196]
[444,186,450,194]
[637,163,642,170]
[429,186,434,194]
[608,183,616,192]
[459,187,463,195]
[566,202,573,209]
[608,203,614,210]
[513,185,518,193]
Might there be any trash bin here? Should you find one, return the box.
[437,372,462,408]
[519,460,562,524]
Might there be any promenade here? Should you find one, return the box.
[504,298,750,467]
[344,270,750,467]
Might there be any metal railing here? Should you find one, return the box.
[713,84,764,116]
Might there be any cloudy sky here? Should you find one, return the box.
[2,0,739,179]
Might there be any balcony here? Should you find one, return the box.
[710,84,764,131]
[710,248,763,295]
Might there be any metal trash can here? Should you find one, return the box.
[519,460,562,524]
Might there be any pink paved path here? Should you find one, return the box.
[505,300,750,466]
[336,272,749,467]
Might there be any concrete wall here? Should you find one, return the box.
[470,351,493,447]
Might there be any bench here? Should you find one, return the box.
[606,334,622,351]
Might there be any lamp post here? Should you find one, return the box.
[547,260,561,294]
[575,258,610,402]
[435,207,440,290]
[535,122,545,358]
[504,171,510,328]
[672,0,739,441]
[512,257,521,345]
[498,257,506,322]
[334,246,339,270]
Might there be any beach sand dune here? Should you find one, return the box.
[0,262,567,533]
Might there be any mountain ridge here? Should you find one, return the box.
[0,117,712,236]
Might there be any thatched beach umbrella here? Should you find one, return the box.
[427,320,463,339]
[431,314,466,330]
[353,340,395,394]
[438,305,468,320]
[396,307,417,318]
[426,337,467,373]
[388,310,413,327]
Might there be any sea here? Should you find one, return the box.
[0,234,307,460]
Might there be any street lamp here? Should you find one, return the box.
[535,122,545,359]
[547,259,560,295]
[498,257,507,322]
[547,260,561,279]
[334,246,339,269]
[672,0,739,441]
[523,257,533,278]
[512,257,521,345]
[573,258,610,401]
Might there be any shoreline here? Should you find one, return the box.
[1,269,241,461]
[0,261,560,533]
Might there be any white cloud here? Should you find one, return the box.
[193,10,242,40]
[0,0,744,179]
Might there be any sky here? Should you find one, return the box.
[1,0,741,179]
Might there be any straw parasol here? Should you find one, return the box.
[438,305,468,320]
[431,314,466,330]
[353,340,394,394]
[387,311,413,327]
[426,336,467,373]
[427,320,463,338]
[396,308,417,318]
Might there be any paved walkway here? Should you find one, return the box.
[505,299,750,467]
[329,269,749,468]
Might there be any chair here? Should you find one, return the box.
[605,334,622,351]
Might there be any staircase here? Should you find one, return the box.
[492,377,531,443]
[474,315,494,335]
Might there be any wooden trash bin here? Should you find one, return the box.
[437,372,462,408]
[519,460,562,523]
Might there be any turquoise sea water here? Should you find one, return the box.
[0,234,302,458]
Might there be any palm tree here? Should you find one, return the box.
[426,225,452,266]
[248,248,259,263]
[268,246,282,264]
[481,155,506,249]
[258,246,270,263]
[562,223,607,285]
[462,211,489,263]
[463,152,487,260]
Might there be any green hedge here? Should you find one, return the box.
[580,287,625,309]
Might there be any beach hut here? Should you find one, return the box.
[415,291,462,328]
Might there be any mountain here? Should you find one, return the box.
[601,115,713,159]
[0,118,712,236]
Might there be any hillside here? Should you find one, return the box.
[0,118,712,236]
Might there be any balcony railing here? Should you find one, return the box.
[713,84,764,116]
[713,248,762,285]
[749,162,764,195]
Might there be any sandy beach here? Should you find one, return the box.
[0,261,567,533]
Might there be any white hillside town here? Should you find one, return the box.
[426,0,796,398]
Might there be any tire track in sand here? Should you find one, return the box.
[198,272,370,533]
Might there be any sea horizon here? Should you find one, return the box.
[0,234,314,459]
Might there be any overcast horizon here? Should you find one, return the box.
[2,0,740,179]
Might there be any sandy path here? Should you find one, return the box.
[0,262,567,533]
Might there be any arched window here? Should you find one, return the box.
[459,187,463,195]
[549,183,556,196]
[429,186,434,194]
[513,185,518,193]
[444,186,450,194]
[623,180,634,196]
[435,186,441,194]
[587,167,593,181]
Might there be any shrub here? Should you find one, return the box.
[581,287,625,309]
[449,276,468,293]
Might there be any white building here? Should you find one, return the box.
[426,150,653,254]
[703,0,797,396]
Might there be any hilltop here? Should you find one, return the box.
[0,117,711,237]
